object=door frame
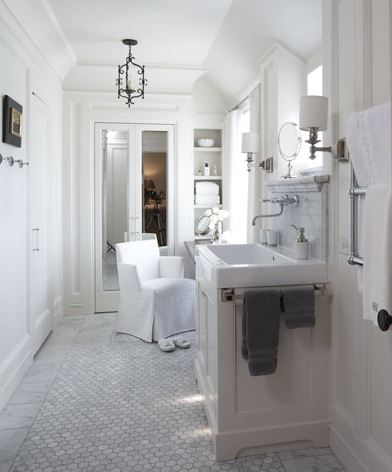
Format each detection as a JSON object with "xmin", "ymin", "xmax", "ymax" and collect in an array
[{"xmin": 94, "ymin": 122, "xmax": 175, "ymax": 313}]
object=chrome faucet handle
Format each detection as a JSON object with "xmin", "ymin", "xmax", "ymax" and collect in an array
[{"xmin": 292, "ymin": 194, "xmax": 300, "ymax": 206}]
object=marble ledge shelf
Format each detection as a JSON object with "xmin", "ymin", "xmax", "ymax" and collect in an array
[{"xmin": 266, "ymin": 174, "xmax": 330, "ymax": 193}]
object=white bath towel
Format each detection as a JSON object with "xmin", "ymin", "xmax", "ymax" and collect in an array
[
  {"xmin": 347, "ymin": 102, "xmax": 391, "ymax": 187},
  {"xmin": 362, "ymin": 185, "xmax": 392, "ymax": 325},
  {"xmin": 195, "ymin": 195, "xmax": 220, "ymax": 206},
  {"xmin": 363, "ymin": 102, "xmax": 391, "ymax": 186},
  {"xmin": 347, "ymin": 111, "xmax": 371, "ymax": 187},
  {"xmin": 347, "ymin": 102, "xmax": 391, "ymax": 305},
  {"xmin": 195, "ymin": 181, "xmax": 219, "ymax": 196}
]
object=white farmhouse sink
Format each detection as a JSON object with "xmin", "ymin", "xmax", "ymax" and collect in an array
[{"xmin": 197, "ymin": 243, "xmax": 328, "ymax": 288}]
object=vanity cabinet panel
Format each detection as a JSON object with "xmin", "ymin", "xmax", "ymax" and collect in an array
[
  {"xmin": 195, "ymin": 258, "xmax": 330, "ymax": 461},
  {"xmin": 195, "ymin": 260, "xmax": 219, "ymax": 428}
]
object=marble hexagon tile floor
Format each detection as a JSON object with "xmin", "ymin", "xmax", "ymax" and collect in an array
[{"xmin": 0, "ymin": 313, "xmax": 346, "ymax": 472}]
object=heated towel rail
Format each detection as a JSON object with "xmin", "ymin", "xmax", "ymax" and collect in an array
[{"xmin": 348, "ymin": 162, "xmax": 366, "ymax": 266}]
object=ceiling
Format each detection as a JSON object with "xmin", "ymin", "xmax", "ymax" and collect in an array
[
  {"xmin": 205, "ymin": 0, "xmax": 322, "ymax": 102},
  {"xmin": 5, "ymin": 0, "xmax": 321, "ymax": 103},
  {"xmin": 47, "ymin": 0, "xmax": 234, "ymax": 66}
]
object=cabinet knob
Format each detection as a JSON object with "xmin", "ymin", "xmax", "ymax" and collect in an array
[{"xmin": 377, "ymin": 309, "xmax": 392, "ymax": 332}]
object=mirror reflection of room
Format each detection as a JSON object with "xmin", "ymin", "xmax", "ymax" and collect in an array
[
  {"xmin": 102, "ymin": 129, "xmax": 128, "ymax": 292},
  {"xmin": 142, "ymin": 131, "xmax": 168, "ymax": 247}
]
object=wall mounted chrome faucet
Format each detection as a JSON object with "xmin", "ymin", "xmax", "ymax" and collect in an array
[{"xmin": 252, "ymin": 194, "xmax": 299, "ymax": 225}]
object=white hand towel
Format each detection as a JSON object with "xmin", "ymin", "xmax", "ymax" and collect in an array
[
  {"xmin": 195, "ymin": 195, "xmax": 220, "ymax": 205},
  {"xmin": 195, "ymin": 181, "xmax": 219, "ymax": 196},
  {"xmin": 362, "ymin": 185, "xmax": 392, "ymax": 325}
]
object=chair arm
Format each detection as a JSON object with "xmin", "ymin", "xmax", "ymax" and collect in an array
[
  {"xmin": 159, "ymin": 256, "xmax": 184, "ymax": 278},
  {"xmin": 117, "ymin": 263, "xmax": 142, "ymax": 293}
]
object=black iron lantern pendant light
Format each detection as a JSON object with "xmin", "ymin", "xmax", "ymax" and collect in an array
[{"xmin": 116, "ymin": 39, "xmax": 147, "ymax": 106}]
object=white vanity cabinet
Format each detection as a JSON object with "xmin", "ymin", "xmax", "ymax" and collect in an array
[{"xmin": 195, "ymin": 255, "xmax": 330, "ymax": 461}]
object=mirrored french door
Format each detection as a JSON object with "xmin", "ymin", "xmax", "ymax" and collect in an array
[{"xmin": 94, "ymin": 123, "xmax": 174, "ymax": 312}]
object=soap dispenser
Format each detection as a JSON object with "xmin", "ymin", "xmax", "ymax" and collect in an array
[{"xmin": 290, "ymin": 225, "xmax": 309, "ymax": 260}]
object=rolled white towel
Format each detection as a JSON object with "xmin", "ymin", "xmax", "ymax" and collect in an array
[
  {"xmin": 195, "ymin": 181, "xmax": 219, "ymax": 196},
  {"xmin": 195, "ymin": 195, "xmax": 220, "ymax": 205}
]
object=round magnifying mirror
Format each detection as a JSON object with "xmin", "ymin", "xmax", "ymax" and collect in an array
[
  {"xmin": 196, "ymin": 215, "xmax": 211, "ymax": 235},
  {"xmin": 278, "ymin": 122, "xmax": 302, "ymax": 178}
]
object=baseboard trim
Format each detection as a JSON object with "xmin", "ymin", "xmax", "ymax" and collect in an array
[
  {"xmin": 0, "ymin": 334, "xmax": 33, "ymax": 411},
  {"xmin": 214, "ymin": 420, "xmax": 329, "ymax": 461},
  {"xmin": 330, "ymin": 405, "xmax": 392, "ymax": 472},
  {"xmin": 53, "ymin": 295, "xmax": 64, "ymax": 326},
  {"xmin": 330, "ymin": 425, "xmax": 369, "ymax": 472}
]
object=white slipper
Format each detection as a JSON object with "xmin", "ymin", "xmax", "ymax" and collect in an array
[
  {"xmin": 158, "ymin": 338, "xmax": 175, "ymax": 352},
  {"xmin": 172, "ymin": 336, "xmax": 191, "ymax": 349}
]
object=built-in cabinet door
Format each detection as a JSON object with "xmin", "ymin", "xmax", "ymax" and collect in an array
[{"xmin": 29, "ymin": 94, "xmax": 52, "ymax": 354}]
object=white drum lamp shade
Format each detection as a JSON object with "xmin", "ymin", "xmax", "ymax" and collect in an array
[
  {"xmin": 241, "ymin": 132, "xmax": 259, "ymax": 153},
  {"xmin": 299, "ymin": 96, "xmax": 328, "ymax": 131}
]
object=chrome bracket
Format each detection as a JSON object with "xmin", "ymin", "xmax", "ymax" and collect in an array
[{"xmin": 221, "ymin": 289, "xmax": 235, "ymax": 302}]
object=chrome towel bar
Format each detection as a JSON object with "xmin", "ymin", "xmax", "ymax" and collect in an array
[
  {"xmin": 222, "ymin": 284, "xmax": 328, "ymax": 303},
  {"xmin": 348, "ymin": 162, "xmax": 366, "ymax": 266}
]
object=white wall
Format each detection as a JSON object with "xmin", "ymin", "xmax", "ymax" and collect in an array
[
  {"xmin": 259, "ymin": 44, "xmax": 306, "ymax": 192},
  {"xmin": 0, "ymin": 3, "xmax": 64, "ymax": 409},
  {"xmin": 323, "ymin": 1, "xmax": 392, "ymax": 471}
]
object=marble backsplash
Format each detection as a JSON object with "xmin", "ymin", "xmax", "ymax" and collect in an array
[{"xmin": 261, "ymin": 175, "xmax": 329, "ymax": 261}]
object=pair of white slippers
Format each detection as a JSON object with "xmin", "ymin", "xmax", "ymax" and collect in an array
[{"xmin": 158, "ymin": 336, "xmax": 191, "ymax": 352}]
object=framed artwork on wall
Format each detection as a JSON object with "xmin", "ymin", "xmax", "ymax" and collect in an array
[{"xmin": 2, "ymin": 95, "xmax": 23, "ymax": 147}]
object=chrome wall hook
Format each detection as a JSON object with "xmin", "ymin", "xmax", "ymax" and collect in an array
[
  {"xmin": 6, "ymin": 156, "xmax": 15, "ymax": 167},
  {"xmin": 14, "ymin": 159, "xmax": 29, "ymax": 168},
  {"xmin": 0, "ymin": 153, "xmax": 29, "ymax": 168}
]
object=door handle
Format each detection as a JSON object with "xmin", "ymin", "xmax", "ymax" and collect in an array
[{"xmin": 32, "ymin": 228, "xmax": 40, "ymax": 251}]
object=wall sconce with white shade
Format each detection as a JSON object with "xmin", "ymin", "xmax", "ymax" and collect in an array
[
  {"xmin": 299, "ymin": 95, "xmax": 348, "ymax": 161},
  {"xmin": 241, "ymin": 132, "xmax": 273, "ymax": 172}
]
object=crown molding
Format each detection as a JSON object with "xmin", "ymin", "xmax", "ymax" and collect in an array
[{"xmin": 1, "ymin": 0, "xmax": 76, "ymax": 81}]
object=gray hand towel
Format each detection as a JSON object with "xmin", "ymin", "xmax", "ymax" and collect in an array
[
  {"xmin": 242, "ymin": 289, "xmax": 281, "ymax": 376},
  {"xmin": 281, "ymin": 285, "xmax": 315, "ymax": 328}
]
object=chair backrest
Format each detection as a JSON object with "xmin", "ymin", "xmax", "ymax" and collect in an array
[{"xmin": 116, "ymin": 239, "xmax": 160, "ymax": 281}]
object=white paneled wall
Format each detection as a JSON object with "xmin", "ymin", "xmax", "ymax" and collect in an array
[
  {"xmin": 323, "ymin": 1, "xmax": 392, "ymax": 471},
  {"xmin": 0, "ymin": 4, "xmax": 64, "ymax": 409}
]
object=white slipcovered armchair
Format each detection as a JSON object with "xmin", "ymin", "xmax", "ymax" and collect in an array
[{"xmin": 116, "ymin": 239, "xmax": 195, "ymax": 342}]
